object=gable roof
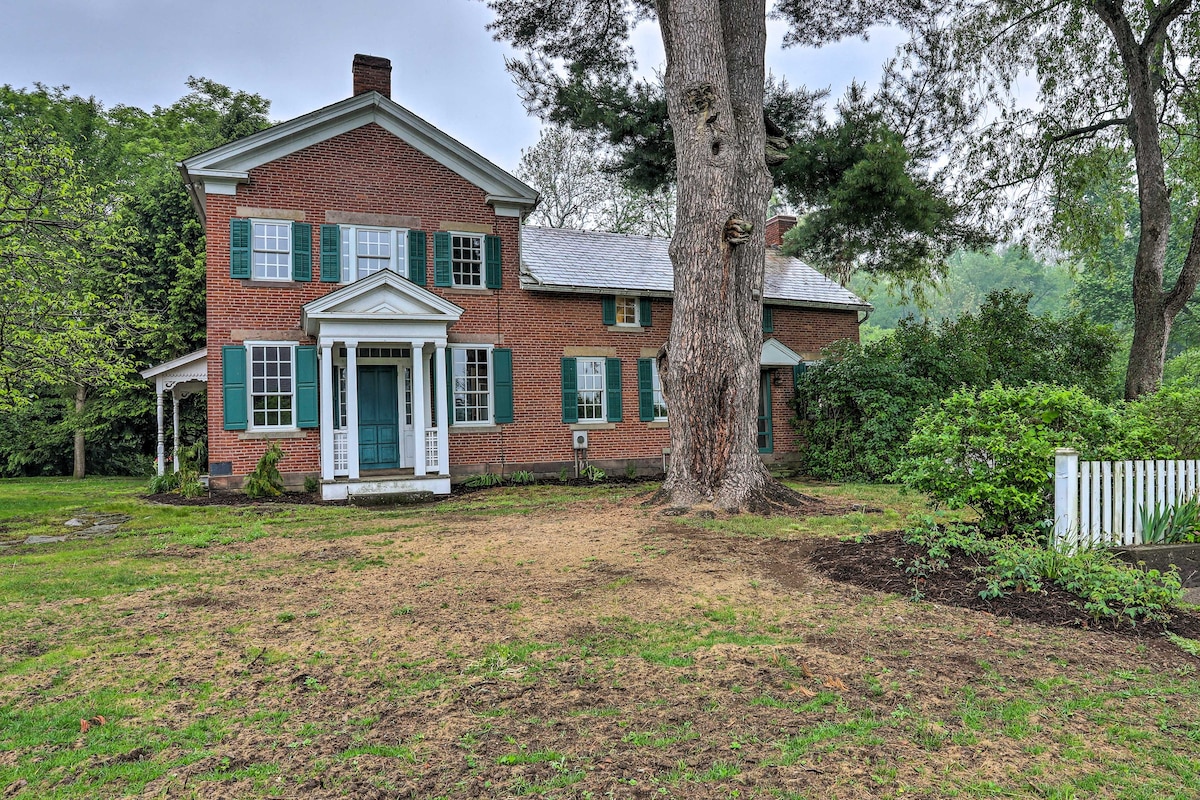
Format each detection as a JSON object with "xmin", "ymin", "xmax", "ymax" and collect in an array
[
  {"xmin": 301, "ymin": 270, "xmax": 464, "ymax": 334},
  {"xmin": 519, "ymin": 226, "xmax": 870, "ymax": 312},
  {"xmin": 179, "ymin": 91, "xmax": 539, "ymax": 223}
]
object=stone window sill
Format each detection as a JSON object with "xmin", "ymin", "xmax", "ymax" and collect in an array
[
  {"xmin": 646, "ymin": 421, "xmax": 669, "ymax": 429},
  {"xmin": 449, "ymin": 424, "xmax": 502, "ymax": 434},
  {"xmin": 570, "ymin": 422, "xmax": 616, "ymax": 431},
  {"xmin": 607, "ymin": 325, "xmax": 646, "ymax": 333},
  {"xmin": 238, "ymin": 429, "xmax": 307, "ymax": 440}
]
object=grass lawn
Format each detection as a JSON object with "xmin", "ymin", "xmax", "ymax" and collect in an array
[{"xmin": 1, "ymin": 476, "xmax": 1198, "ymax": 799}]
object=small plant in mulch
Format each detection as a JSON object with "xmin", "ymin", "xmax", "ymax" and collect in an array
[{"xmin": 243, "ymin": 443, "xmax": 285, "ymax": 499}]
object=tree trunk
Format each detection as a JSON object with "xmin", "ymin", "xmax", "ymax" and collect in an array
[
  {"xmin": 1092, "ymin": 0, "xmax": 1200, "ymax": 399},
  {"xmin": 653, "ymin": 0, "xmax": 810, "ymax": 512},
  {"xmin": 73, "ymin": 383, "xmax": 86, "ymax": 479}
]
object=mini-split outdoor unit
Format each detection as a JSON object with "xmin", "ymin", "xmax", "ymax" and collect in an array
[{"xmin": 572, "ymin": 430, "xmax": 589, "ymax": 450}]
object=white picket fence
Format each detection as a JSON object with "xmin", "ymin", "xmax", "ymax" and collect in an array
[{"xmin": 1053, "ymin": 448, "xmax": 1200, "ymax": 548}]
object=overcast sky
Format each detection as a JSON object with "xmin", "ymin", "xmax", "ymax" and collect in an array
[{"xmin": 1, "ymin": 0, "xmax": 906, "ymax": 171}]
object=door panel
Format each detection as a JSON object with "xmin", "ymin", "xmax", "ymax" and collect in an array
[{"xmin": 359, "ymin": 365, "xmax": 400, "ymax": 469}]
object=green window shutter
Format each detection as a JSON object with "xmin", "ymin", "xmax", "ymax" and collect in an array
[
  {"xmin": 492, "ymin": 348, "xmax": 513, "ymax": 424},
  {"xmin": 408, "ymin": 230, "xmax": 427, "ymax": 285},
  {"xmin": 485, "ymin": 234, "xmax": 502, "ymax": 289},
  {"xmin": 222, "ymin": 345, "xmax": 248, "ymax": 431},
  {"xmin": 561, "ymin": 358, "xmax": 578, "ymax": 424},
  {"xmin": 445, "ymin": 348, "xmax": 454, "ymax": 426},
  {"xmin": 434, "ymin": 231, "xmax": 452, "ymax": 287},
  {"xmin": 229, "ymin": 219, "xmax": 251, "ymax": 279},
  {"xmin": 793, "ymin": 362, "xmax": 806, "ymax": 388},
  {"xmin": 639, "ymin": 297, "xmax": 652, "ymax": 327},
  {"xmin": 638, "ymin": 358, "xmax": 654, "ymax": 422},
  {"xmin": 763, "ymin": 306, "xmax": 774, "ymax": 333},
  {"xmin": 295, "ymin": 345, "xmax": 318, "ymax": 428},
  {"xmin": 291, "ymin": 222, "xmax": 312, "ymax": 282},
  {"xmin": 606, "ymin": 357, "xmax": 623, "ymax": 422},
  {"xmin": 601, "ymin": 295, "xmax": 616, "ymax": 326},
  {"xmin": 320, "ymin": 225, "xmax": 341, "ymax": 282}
]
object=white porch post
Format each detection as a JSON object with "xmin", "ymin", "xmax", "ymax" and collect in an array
[
  {"xmin": 155, "ymin": 383, "xmax": 165, "ymax": 476},
  {"xmin": 411, "ymin": 341, "xmax": 427, "ymax": 476},
  {"xmin": 435, "ymin": 343, "xmax": 449, "ymax": 476},
  {"xmin": 346, "ymin": 342, "xmax": 361, "ymax": 480},
  {"xmin": 171, "ymin": 389, "xmax": 180, "ymax": 473},
  {"xmin": 319, "ymin": 342, "xmax": 334, "ymax": 481}
]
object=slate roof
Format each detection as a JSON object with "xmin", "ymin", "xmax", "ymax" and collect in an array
[{"xmin": 520, "ymin": 226, "xmax": 870, "ymax": 311}]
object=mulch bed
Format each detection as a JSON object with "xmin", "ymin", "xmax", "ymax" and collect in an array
[
  {"xmin": 144, "ymin": 491, "xmax": 334, "ymax": 507},
  {"xmin": 808, "ymin": 530, "xmax": 1200, "ymax": 641}
]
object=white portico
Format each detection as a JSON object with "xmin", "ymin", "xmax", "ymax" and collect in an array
[
  {"xmin": 301, "ymin": 270, "xmax": 463, "ymax": 500},
  {"xmin": 141, "ymin": 349, "xmax": 208, "ymax": 476}
]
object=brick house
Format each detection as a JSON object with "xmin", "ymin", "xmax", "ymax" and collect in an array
[{"xmin": 145, "ymin": 55, "xmax": 869, "ymax": 500}]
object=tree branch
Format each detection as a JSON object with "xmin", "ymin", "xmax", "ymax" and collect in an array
[
  {"xmin": 1141, "ymin": 0, "xmax": 1193, "ymax": 55},
  {"xmin": 1049, "ymin": 117, "xmax": 1129, "ymax": 142}
]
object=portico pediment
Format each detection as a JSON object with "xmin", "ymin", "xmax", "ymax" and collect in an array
[{"xmin": 301, "ymin": 271, "xmax": 463, "ymax": 335}]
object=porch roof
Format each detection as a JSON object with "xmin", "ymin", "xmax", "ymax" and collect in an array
[
  {"xmin": 300, "ymin": 270, "xmax": 464, "ymax": 339},
  {"xmin": 140, "ymin": 348, "xmax": 207, "ymax": 394}
]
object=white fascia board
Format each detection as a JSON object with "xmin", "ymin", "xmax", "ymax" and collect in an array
[
  {"xmin": 182, "ymin": 92, "xmax": 538, "ymax": 207},
  {"xmin": 141, "ymin": 348, "xmax": 209, "ymax": 380},
  {"xmin": 516, "ymin": 279, "xmax": 870, "ymax": 312},
  {"xmin": 313, "ymin": 320, "xmax": 452, "ymax": 345}
]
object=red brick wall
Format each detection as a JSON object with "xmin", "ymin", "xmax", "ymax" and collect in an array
[{"xmin": 204, "ymin": 123, "xmax": 861, "ymax": 482}]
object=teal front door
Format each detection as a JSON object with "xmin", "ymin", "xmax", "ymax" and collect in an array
[{"xmin": 358, "ymin": 365, "xmax": 400, "ymax": 470}]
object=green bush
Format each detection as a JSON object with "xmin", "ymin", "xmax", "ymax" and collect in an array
[
  {"xmin": 147, "ymin": 471, "xmax": 180, "ymax": 494},
  {"xmin": 793, "ymin": 289, "xmax": 1119, "ymax": 481},
  {"xmin": 894, "ymin": 383, "xmax": 1162, "ymax": 535},
  {"xmin": 1138, "ymin": 498, "xmax": 1200, "ymax": 545},
  {"xmin": 304, "ymin": 475, "xmax": 320, "ymax": 494},
  {"xmin": 243, "ymin": 443, "xmax": 285, "ymax": 498},
  {"xmin": 1126, "ymin": 387, "xmax": 1200, "ymax": 458}
]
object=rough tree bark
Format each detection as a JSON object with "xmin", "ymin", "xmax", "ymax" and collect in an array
[
  {"xmin": 1090, "ymin": 0, "xmax": 1200, "ymax": 399},
  {"xmin": 73, "ymin": 383, "xmax": 86, "ymax": 479},
  {"xmin": 653, "ymin": 0, "xmax": 810, "ymax": 511}
]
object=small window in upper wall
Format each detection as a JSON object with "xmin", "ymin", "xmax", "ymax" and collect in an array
[
  {"xmin": 252, "ymin": 221, "xmax": 292, "ymax": 281},
  {"xmin": 339, "ymin": 226, "xmax": 407, "ymax": 282},
  {"xmin": 615, "ymin": 295, "xmax": 639, "ymax": 326},
  {"xmin": 452, "ymin": 233, "xmax": 483, "ymax": 287}
]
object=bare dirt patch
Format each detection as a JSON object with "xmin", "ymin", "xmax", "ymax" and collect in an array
[{"xmin": 10, "ymin": 494, "xmax": 1200, "ymax": 799}]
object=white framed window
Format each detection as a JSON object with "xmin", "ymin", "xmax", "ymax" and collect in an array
[
  {"xmin": 650, "ymin": 360, "xmax": 667, "ymax": 421},
  {"xmin": 339, "ymin": 226, "xmax": 408, "ymax": 282},
  {"xmin": 451, "ymin": 233, "xmax": 483, "ymax": 287},
  {"xmin": 248, "ymin": 343, "xmax": 295, "ymax": 429},
  {"xmin": 577, "ymin": 357, "xmax": 606, "ymax": 422},
  {"xmin": 252, "ymin": 221, "xmax": 291, "ymax": 281},
  {"xmin": 615, "ymin": 295, "xmax": 639, "ymax": 326},
  {"xmin": 452, "ymin": 346, "xmax": 492, "ymax": 424}
]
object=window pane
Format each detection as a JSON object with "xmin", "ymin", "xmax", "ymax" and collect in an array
[
  {"xmin": 451, "ymin": 234, "xmax": 482, "ymax": 287},
  {"xmin": 452, "ymin": 348, "xmax": 491, "ymax": 423},
  {"xmin": 249, "ymin": 344, "xmax": 294, "ymax": 429}
]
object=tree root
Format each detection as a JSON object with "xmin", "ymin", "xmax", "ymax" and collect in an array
[{"xmin": 644, "ymin": 476, "xmax": 825, "ymax": 517}]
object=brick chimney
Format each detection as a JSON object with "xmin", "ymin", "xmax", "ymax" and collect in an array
[
  {"xmin": 352, "ymin": 54, "xmax": 392, "ymax": 98},
  {"xmin": 764, "ymin": 214, "xmax": 797, "ymax": 248}
]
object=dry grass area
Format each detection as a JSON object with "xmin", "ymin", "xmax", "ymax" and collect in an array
[{"xmin": 2, "ymin": 478, "xmax": 1200, "ymax": 799}]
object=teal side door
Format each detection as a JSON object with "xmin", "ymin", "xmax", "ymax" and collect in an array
[{"xmin": 358, "ymin": 365, "xmax": 400, "ymax": 470}]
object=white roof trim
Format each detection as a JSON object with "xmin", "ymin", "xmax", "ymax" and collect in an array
[
  {"xmin": 301, "ymin": 270, "xmax": 464, "ymax": 335},
  {"xmin": 182, "ymin": 92, "xmax": 538, "ymax": 211},
  {"xmin": 141, "ymin": 348, "xmax": 208, "ymax": 380},
  {"xmin": 760, "ymin": 338, "xmax": 803, "ymax": 367}
]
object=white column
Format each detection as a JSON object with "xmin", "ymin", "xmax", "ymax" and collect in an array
[
  {"xmin": 411, "ymin": 341, "xmax": 426, "ymax": 476},
  {"xmin": 319, "ymin": 343, "xmax": 334, "ymax": 481},
  {"xmin": 435, "ymin": 343, "xmax": 449, "ymax": 476},
  {"xmin": 346, "ymin": 342, "xmax": 361, "ymax": 480},
  {"xmin": 155, "ymin": 385, "xmax": 165, "ymax": 476},
  {"xmin": 171, "ymin": 389, "xmax": 180, "ymax": 473}
]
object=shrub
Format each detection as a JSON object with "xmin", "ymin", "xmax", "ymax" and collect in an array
[
  {"xmin": 148, "ymin": 471, "xmax": 180, "ymax": 494},
  {"xmin": 793, "ymin": 289, "xmax": 1120, "ymax": 481},
  {"xmin": 1126, "ymin": 387, "xmax": 1200, "ymax": 458},
  {"xmin": 894, "ymin": 383, "xmax": 1158, "ymax": 535},
  {"xmin": 304, "ymin": 475, "xmax": 320, "ymax": 494},
  {"xmin": 176, "ymin": 441, "xmax": 206, "ymax": 498},
  {"xmin": 243, "ymin": 443, "xmax": 285, "ymax": 498}
]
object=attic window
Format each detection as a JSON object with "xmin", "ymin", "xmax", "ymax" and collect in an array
[{"xmin": 615, "ymin": 295, "xmax": 639, "ymax": 326}]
